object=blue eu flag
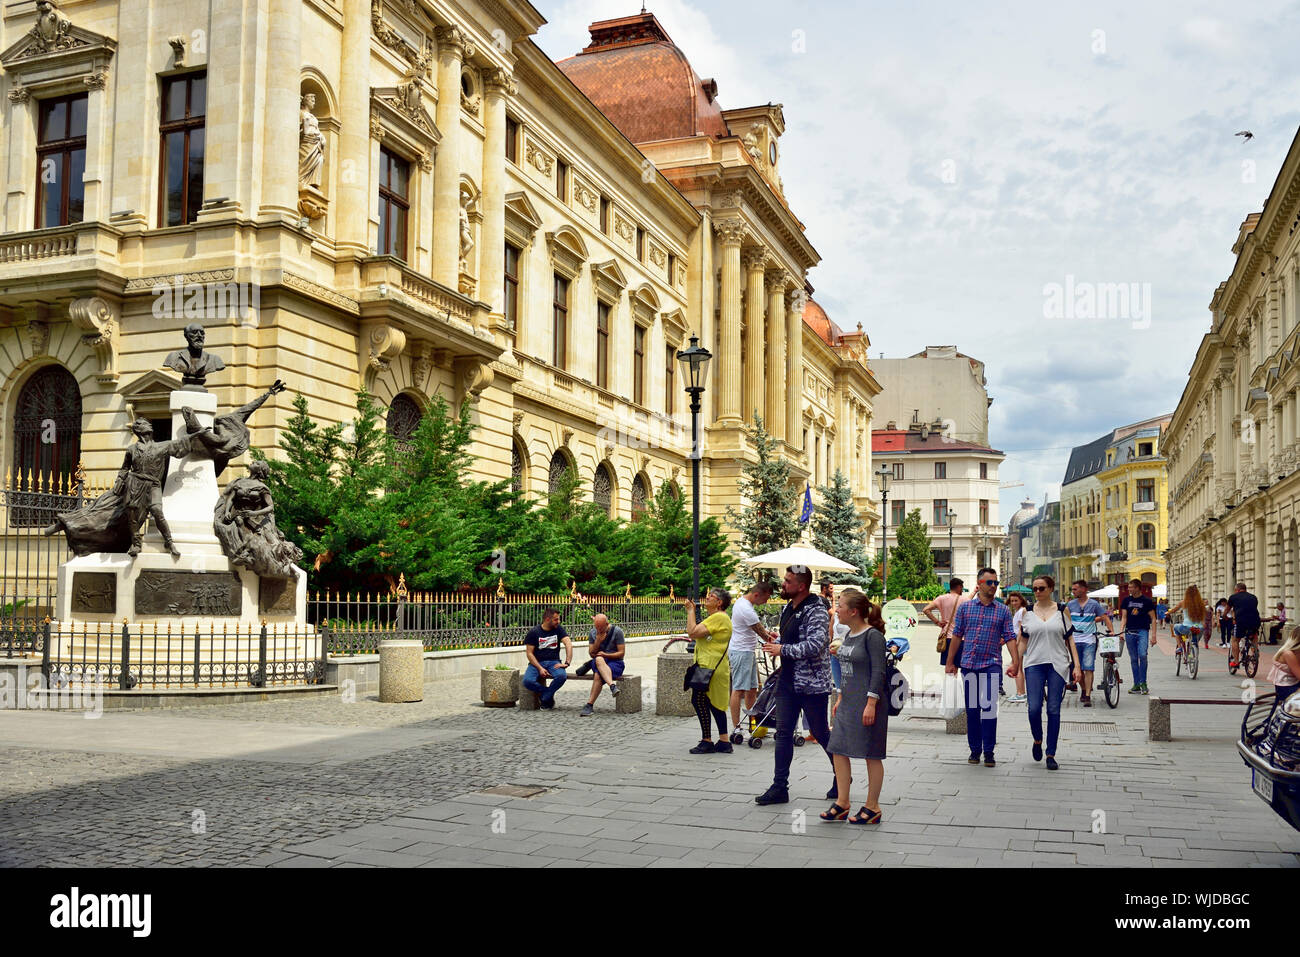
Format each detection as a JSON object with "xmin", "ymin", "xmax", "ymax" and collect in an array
[{"xmin": 799, "ymin": 484, "xmax": 814, "ymax": 524}]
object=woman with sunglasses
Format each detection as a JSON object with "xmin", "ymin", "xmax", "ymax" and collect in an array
[
  {"xmin": 1017, "ymin": 575, "xmax": 1081, "ymax": 770},
  {"xmin": 1003, "ymin": 592, "xmax": 1029, "ymax": 703}
]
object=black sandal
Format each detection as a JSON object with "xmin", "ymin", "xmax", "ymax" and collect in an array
[
  {"xmin": 819, "ymin": 802, "xmax": 850, "ymax": 821},
  {"xmin": 848, "ymin": 806, "xmax": 883, "ymax": 825}
]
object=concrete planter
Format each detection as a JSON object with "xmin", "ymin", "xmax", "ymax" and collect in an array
[
  {"xmin": 656, "ymin": 652, "xmax": 695, "ymax": 716},
  {"xmin": 480, "ymin": 668, "xmax": 520, "ymax": 707},
  {"xmin": 378, "ymin": 639, "xmax": 424, "ymax": 703}
]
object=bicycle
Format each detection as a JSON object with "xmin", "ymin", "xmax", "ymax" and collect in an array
[
  {"xmin": 1095, "ymin": 631, "xmax": 1123, "ymax": 708},
  {"xmin": 1174, "ymin": 625, "xmax": 1199, "ymax": 680},
  {"xmin": 1229, "ymin": 627, "xmax": 1259, "ymax": 678}
]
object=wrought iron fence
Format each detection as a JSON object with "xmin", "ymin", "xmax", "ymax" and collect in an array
[
  {"xmin": 316, "ymin": 585, "xmax": 693, "ymax": 655},
  {"xmin": 40, "ymin": 620, "xmax": 328, "ymax": 690}
]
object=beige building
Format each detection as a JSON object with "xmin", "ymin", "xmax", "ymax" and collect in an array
[
  {"xmin": 1165, "ymin": 126, "xmax": 1300, "ymax": 613},
  {"xmin": 869, "ymin": 345, "xmax": 992, "ymax": 446},
  {"xmin": 0, "ymin": 3, "xmax": 878, "ymax": 561}
]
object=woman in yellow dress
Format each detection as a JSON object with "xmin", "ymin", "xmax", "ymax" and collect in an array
[{"xmin": 684, "ymin": 588, "xmax": 733, "ymax": 754}]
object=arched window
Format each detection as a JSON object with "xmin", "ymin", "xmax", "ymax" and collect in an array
[
  {"xmin": 548, "ymin": 449, "xmax": 572, "ymax": 496},
  {"xmin": 13, "ymin": 365, "xmax": 81, "ymax": 492},
  {"xmin": 510, "ymin": 441, "xmax": 524, "ymax": 494},
  {"xmin": 593, "ymin": 463, "xmax": 613, "ymax": 516},
  {"xmin": 631, "ymin": 473, "xmax": 648, "ymax": 521},
  {"xmin": 1138, "ymin": 523, "xmax": 1156, "ymax": 550},
  {"xmin": 386, "ymin": 393, "xmax": 422, "ymax": 451}
]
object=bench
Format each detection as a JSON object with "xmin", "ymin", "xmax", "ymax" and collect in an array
[
  {"xmin": 518, "ymin": 672, "xmax": 642, "ymax": 713},
  {"xmin": 1148, "ymin": 696, "xmax": 1242, "ymax": 741}
]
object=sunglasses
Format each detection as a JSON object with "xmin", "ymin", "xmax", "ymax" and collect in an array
[
  {"xmin": 1033, "ymin": 585, "xmax": 1049, "ymax": 592},
  {"xmin": 981, "ymin": 579, "xmax": 998, "ymax": 586}
]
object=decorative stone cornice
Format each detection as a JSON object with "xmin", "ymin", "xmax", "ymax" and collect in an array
[{"xmin": 1, "ymin": 2, "xmax": 116, "ymax": 73}]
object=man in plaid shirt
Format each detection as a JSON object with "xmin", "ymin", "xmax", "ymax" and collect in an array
[{"xmin": 946, "ymin": 567, "xmax": 1022, "ymax": 767}]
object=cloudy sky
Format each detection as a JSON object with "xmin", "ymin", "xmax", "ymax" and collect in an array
[{"xmin": 534, "ymin": 0, "xmax": 1300, "ymax": 521}]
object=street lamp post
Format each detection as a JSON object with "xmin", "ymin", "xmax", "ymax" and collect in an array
[
  {"xmin": 947, "ymin": 508, "xmax": 957, "ymax": 587},
  {"xmin": 876, "ymin": 464, "xmax": 892, "ymax": 599},
  {"xmin": 676, "ymin": 334, "xmax": 712, "ymax": 605}
]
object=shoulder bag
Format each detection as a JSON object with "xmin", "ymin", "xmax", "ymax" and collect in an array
[{"xmin": 684, "ymin": 616, "xmax": 731, "ymax": 693}]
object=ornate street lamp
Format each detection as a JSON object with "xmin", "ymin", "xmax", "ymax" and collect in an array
[
  {"xmin": 676, "ymin": 334, "xmax": 712, "ymax": 605},
  {"xmin": 947, "ymin": 508, "xmax": 957, "ymax": 587},
  {"xmin": 876, "ymin": 464, "xmax": 892, "ymax": 599}
]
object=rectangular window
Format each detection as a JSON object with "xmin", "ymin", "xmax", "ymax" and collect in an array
[
  {"xmin": 979, "ymin": 499, "xmax": 989, "ymax": 525},
  {"xmin": 158, "ymin": 74, "xmax": 206, "ymax": 227},
  {"xmin": 933, "ymin": 549, "xmax": 952, "ymax": 570},
  {"xmin": 377, "ymin": 147, "xmax": 410, "ymax": 260},
  {"xmin": 596, "ymin": 301, "xmax": 610, "ymax": 390},
  {"xmin": 599, "ymin": 196, "xmax": 609, "ymax": 233},
  {"xmin": 1137, "ymin": 479, "xmax": 1155, "ymax": 503},
  {"xmin": 933, "ymin": 499, "xmax": 949, "ymax": 526},
  {"xmin": 636, "ymin": 226, "xmax": 645, "ymax": 261},
  {"xmin": 665, "ymin": 345, "xmax": 675, "ymax": 415},
  {"xmin": 667, "ymin": 252, "xmax": 676, "ymax": 280},
  {"xmin": 504, "ymin": 243, "xmax": 521, "ymax": 329},
  {"xmin": 979, "ymin": 462, "xmax": 988, "ymax": 480},
  {"xmin": 633, "ymin": 325, "xmax": 646, "ymax": 405},
  {"xmin": 556, "ymin": 159, "xmax": 568, "ymax": 201},
  {"xmin": 890, "ymin": 500, "xmax": 905, "ymax": 526},
  {"xmin": 815, "ymin": 436, "xmax": 821, "ymax": 484},
  {"xmin": 37, "ymin": 94, "xmax": 88, "ymax": 228},
  {"xmin": 1139, "ymin": 441, "xmax": 1153, "ymax": 457},
  {"xmin": 552, "ymin": 274, "xmax": 569, "ymax": 370},
  {"xmin": 505, "ymin": 116, "xmax": 518, "ymax": 164},
  {"xmin": 935, "ymin": 461, "xmax": 947, "ymax": 479},
  {"xmin": 892, "ymin": 462, "xmax": 904, "ymax": 481}
]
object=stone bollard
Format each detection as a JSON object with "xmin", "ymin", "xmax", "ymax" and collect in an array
[
  {"xmin": 945, "ymin": 710, "xmax": 967, "ymax": 735},
  {"xmin": 614, "ymin": 674, "xmax": 643, "ymax": 714},
  {"xmin": 1147, "ymin": 696, "xmax": 1171, "ymax": 742},
  {"xmin": 378, "ymin": 639, "xmax": 424, "ymax": 703},
  {"xmin": 656, "ymin": 652, "xmax": 695, "ymax": 716}
]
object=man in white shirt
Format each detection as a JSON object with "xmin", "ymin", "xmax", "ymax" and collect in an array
[{"xmin": 730, "ymin": 579, "xmax": 776, "ymax": 734}]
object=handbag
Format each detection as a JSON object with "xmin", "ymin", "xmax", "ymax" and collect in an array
[{"xmin": 683, "ymin": 621, "xmax": 731, "ymax": 693}]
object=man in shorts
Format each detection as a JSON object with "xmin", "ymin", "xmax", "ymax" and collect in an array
[
  {"xmin": 924, "ymin": 577, "xmax": 968, "ymax": 669},
  {"xmin": 1067, "ymin": 580, "xmax": 1114, "ymax": 707},
  {"xmin": 578, "ymin": 614, "xmax": 626, "ymax": 716},
  {"xmin": 729, "ymin": 580, "xmax": 776, "ymax": 736}
]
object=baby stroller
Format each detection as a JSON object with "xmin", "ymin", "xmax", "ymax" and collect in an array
[{"xmin": 730, "ymin": 656, "xmax": 807, "ymax": 749}]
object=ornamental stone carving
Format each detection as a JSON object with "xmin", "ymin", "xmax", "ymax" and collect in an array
[
  {"xmin": 68, "ymin": 296, "xmax": 119, "ymax": 383},
  {"xmin": 24, "ymin": 2, "xmax": 79, "ymax": 55},
  {"xmin": 372, "ymin": 1, "xmax": 433, "ymax": 76},
  {"xmin": 713, "ymin": 218, "xmax": 746, "ymax": 246},
  {"xmin": 648, "ymin": 246, "xmax": 666, "ymax": 267},
  {"xmin": 168, "ymin": 35, "xmax": 185, "ymax": 66},
  {"xmin": 83, "ymin": 71, "xmax": 107, "ymax": 90},
  {"xmin": 484, "ymin": 68, "xmax": 517, "ymax": 97},
  {"xmin": 299, "ymin": 93, "xmax": 325, "ymax": 189},
  {"xmin": 27, "ymin": 319, "xmax": 50, "ymax": 355},
  {"xmin": 363, "ymin": 322, "xmax": 407, "ymax": 393},
  {"xmin": 435, "ymin": 24, "xmax": 475, "ymax": 62},
  {"xmin": 741, "ymin": 247, "xmax": 769, "ymax": 272},
  {"xmin": 575, "ymin": 183, "xmax": 598, "ymax": 212},
  {"xmin": 8, "ymin": 85, "xmax": 30, "ymax": 102},
  {"xmin": 526, "ymin": 142, "xmax": 553, "ymax": 175},
  {"xmin": 613, "ymin": 214, "xmax": 634, "ymax": 242}
]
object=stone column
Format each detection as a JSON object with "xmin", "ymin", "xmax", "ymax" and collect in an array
[
  {"xmin": 336, "ymin": 0, "xmax": 371, "ymax": 254},
  {"xmin": 481, "ymin": 68, "xmax": 516, "ymax": 335},
  {"xmin": 765, "ymin": 268, "xmax": 788, "ymax": 442},
  {"xmin": 786, "ymin": 288, "xmax": 806, "ymax": 448},
  {"xmin": 714, "ymin": 219, "xmax": 746, "ymax": 426},
  {"xmin": 433, "ymin": 26, "xmax": 471, "ymax": 288},
  {"xmin": 742, "ymin": 248, "xmax": 768, "ymax": 427},
  {"xmin": 258, "ymin": 0, "xmax": 302, "ymax": 220}
]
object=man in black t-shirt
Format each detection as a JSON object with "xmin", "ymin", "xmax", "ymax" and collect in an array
[
  {"xmin": 1118, "ymin": 579, "xmax": 1157, "ymax": 695},
  {"xmin": 1227, "ymin": 582, "xmax": 1261, "ymax": 670},
  {"xmin": 522, "ymin": 608, "xmax": 572, "ymax": 709}
]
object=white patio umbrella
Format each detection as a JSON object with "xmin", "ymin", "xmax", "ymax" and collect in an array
[
  {"xmin": 1087, "ymin": 584, "xmax": 1120, "ymax": 599},
  {"xmin": 1153, "ymin": 583, "xmax": 1168, "ymax": 599},
  {"xmin": 741, "ymin": 544, "xmax": 859, "ymax": 574}
]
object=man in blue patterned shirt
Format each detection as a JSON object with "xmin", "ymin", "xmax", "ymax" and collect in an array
[{"xmin": 946, "ymin": 567, "xmax": 1021, "ymax": 767}]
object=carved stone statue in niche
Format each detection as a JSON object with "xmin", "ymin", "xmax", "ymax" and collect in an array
[
  {"xmin": 214, "ymin": 460, "xmax": 302, "ymax": 580},
  {"xmin": 458, "ymin": 188, "xmax": 474, "ymax": 268},
  {"xmin": 299, "ymin": 93, "xmax": 326, "ymax": 188},
  {"xmin": 43, "ymin": 419, "xmax": 191, "ymax": 557}
]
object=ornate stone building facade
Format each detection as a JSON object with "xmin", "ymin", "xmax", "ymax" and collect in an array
[
  {"xmin": 1165, "ymin": 128, "xmax": 1300, "ymax": 612},
  {"xmin": 0, "ymin": 3, "xmax": 878, "ymax": 554}
]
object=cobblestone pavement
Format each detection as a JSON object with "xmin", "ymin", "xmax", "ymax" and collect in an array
[{"xmin": 1, "ymin": 628, "xmax": 1298, "ymax": 868}]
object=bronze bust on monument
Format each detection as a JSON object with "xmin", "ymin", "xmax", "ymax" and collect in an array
[{"xmin": 164, "ymin": 323, "xmax": 226, "ymax": 388}]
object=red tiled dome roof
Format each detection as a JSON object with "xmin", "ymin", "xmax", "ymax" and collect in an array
[
  {"xmin": 556, "ymin": 12, "xmax": 729, "ymax": 145},
  {"xmin": 802, "ymin": 297, "xmax": 843, "ymax": 346}
]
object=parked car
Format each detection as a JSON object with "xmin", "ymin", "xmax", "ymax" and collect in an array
[{"xmin": 1238, "ymin": 691, "xmax": 1300, "ymax": 832}]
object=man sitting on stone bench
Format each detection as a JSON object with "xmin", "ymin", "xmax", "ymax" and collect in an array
[
  {"xmin": 522, "ymin": 608, "xmax": 572, "ymax": 710},
  {"xmin": 577, "ymin": 614, "xmax": 626, "ymax": 716}
]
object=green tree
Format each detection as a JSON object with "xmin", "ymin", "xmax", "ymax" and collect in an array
[
  {"xmin": 886, "ymin": 507, "xmax": 937, "ymax": 598},
  {"xmin": 726, "ymin": 413, "xmax": 800, "ymax": 585},
  {"xmin": 811, "ymin": 469, "xmax": 870, "ymax": 586},
  {"xmin": 641, "ymin": 481, "xmax": 736, "ymax": 597}
]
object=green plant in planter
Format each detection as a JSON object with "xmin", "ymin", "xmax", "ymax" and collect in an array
[{"xmin": 493, "ymin": 663, "xmax": 513, "ymax": 670}]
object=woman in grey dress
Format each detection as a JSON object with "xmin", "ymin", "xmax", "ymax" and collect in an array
[{"xmin": 822, "ymin": 588, "xmax": 889, "ymax": 824}]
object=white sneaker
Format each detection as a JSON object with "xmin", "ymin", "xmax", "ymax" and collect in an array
[{"xmin": 1007, "ymin": 693, "xmax": 1026, "ymax": 703}]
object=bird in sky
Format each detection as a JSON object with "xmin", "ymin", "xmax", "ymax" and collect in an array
[{"xmin": 1236, "ymin": 130, "xmax": 1254, "ymax": 142}]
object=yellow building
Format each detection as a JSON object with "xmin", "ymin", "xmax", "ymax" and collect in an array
[
  {"xmin": 1095, "ymin": 417, "xmax": 1171, "ymax": 591},
  {"xmin": 0, "ymin": 3, "xmax": 878, "ymax": 559},
  {"xmin": 1166, "ymin": 126, "xmax": 1300, "ymax": 613}
]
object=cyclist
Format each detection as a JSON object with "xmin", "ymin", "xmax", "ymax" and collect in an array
[
  {"xmin": 1167, "ymin": 585, "xmax": 1206, "ymax": 662},
  {"xmin": 1118, "ymin": 579, "xmax": 1157, "ymax": 694},
  {"xmin": 1227, "ymin": 582, "xmax": 1262, "ymax": 671}
]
